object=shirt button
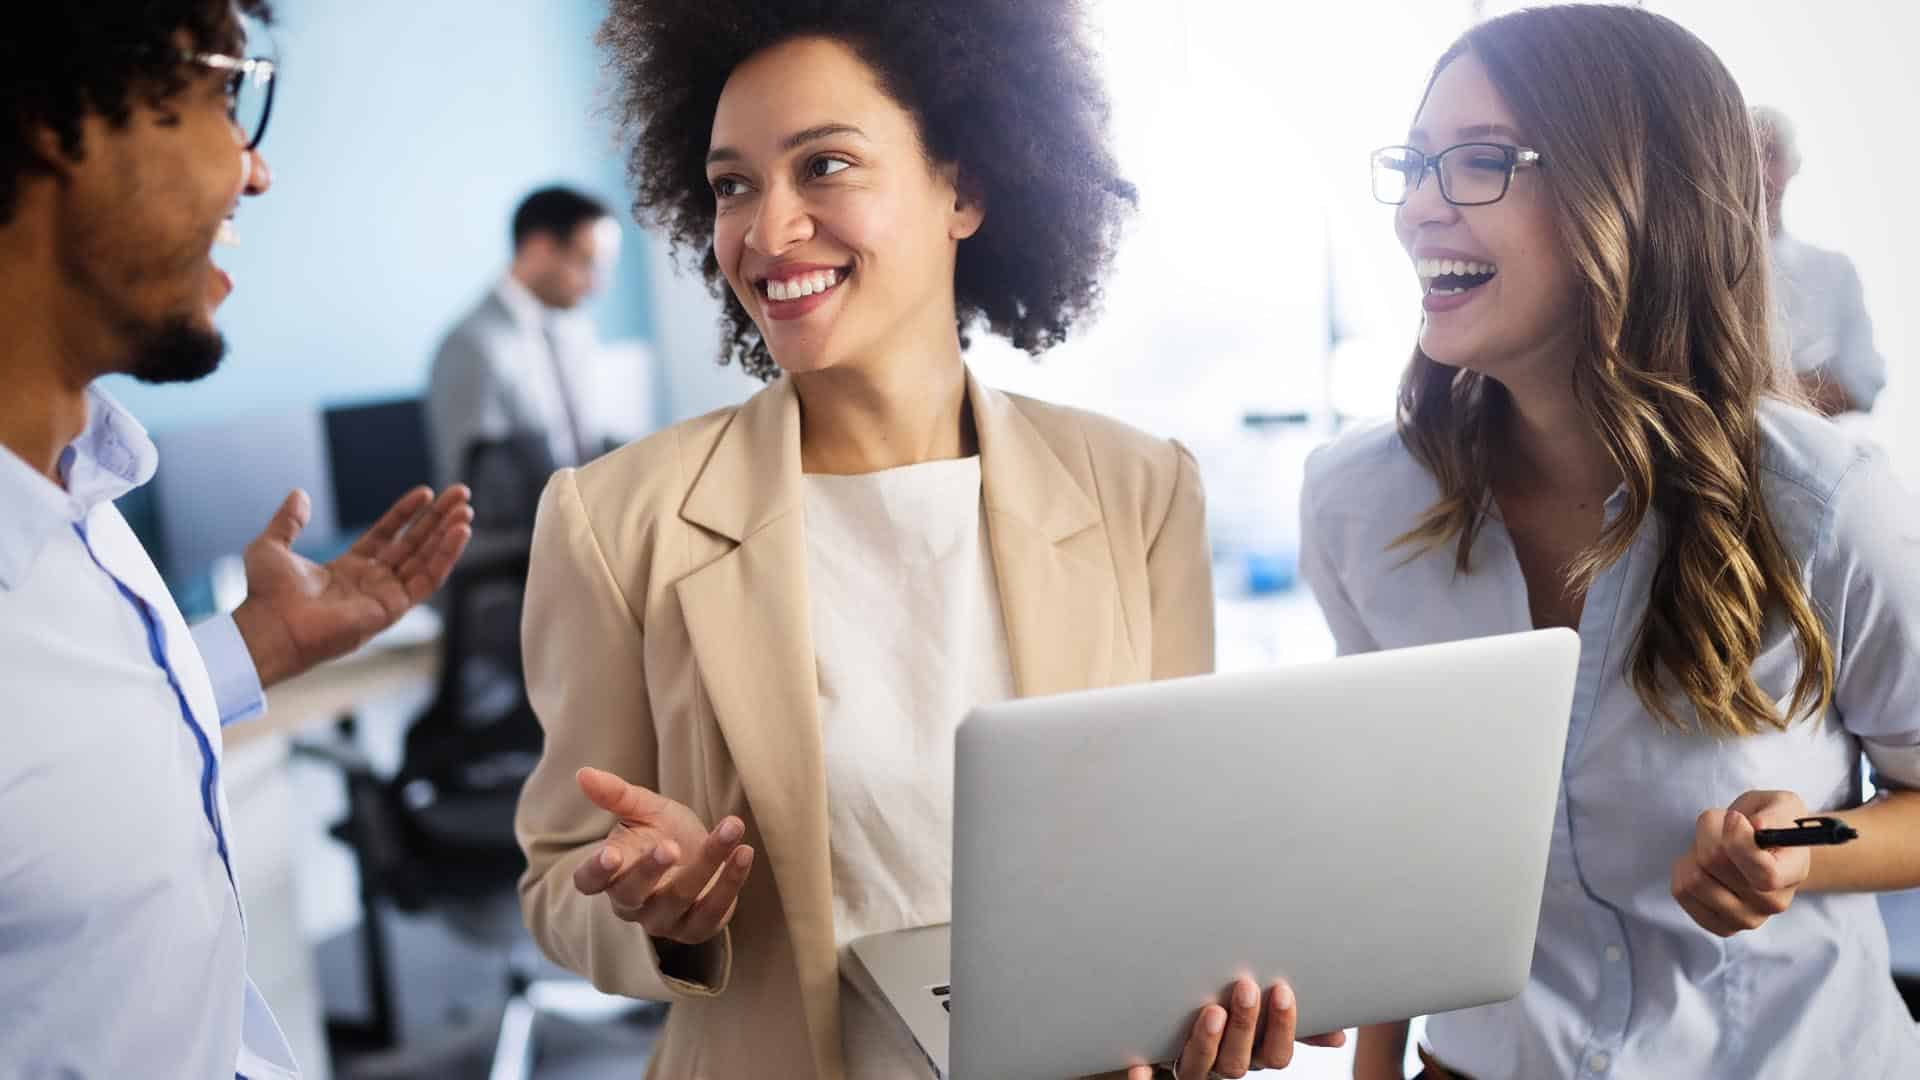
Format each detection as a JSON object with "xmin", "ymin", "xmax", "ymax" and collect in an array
[
  {"xmin": 1604, "ymin": 945, "xmax": 1623, "ymax": 963},
  {"xmin": 1589, "ymin": 1052, "xmax": 1611, "ymax": 1072}
]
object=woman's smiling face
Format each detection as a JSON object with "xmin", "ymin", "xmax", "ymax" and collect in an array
[
  {"xmin": 1395, "ymin": 52, "xmax": 1579, "ymax": 387},
  {"xmin": 706, "ymin": 35, "xmax": 983, "ymax": 376}
]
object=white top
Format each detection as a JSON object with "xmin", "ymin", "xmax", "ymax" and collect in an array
[
  {"xmin": 1299, "ymin": 402, "xmax": 1920, "ymax": 1079},
  {"xmin": 0, "ymin": 388, "xmax": 297, "ymax": 1079},
  {"xmin": 803, "ymin": 457, "xmax": 1015, "ymax": 1080},
  {"xmin": 1771, "ymin": 231, "xmax": 1885, "ymax": 411}
]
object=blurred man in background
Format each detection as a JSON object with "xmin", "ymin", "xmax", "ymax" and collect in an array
[
  {"xmin": 1756, "ymin": 105, "xmax": 1887, "ymax": 417},
  {"xmin": 0, "ymin": 4, "xmax": 470, "ymax": 1077},
  {"xmin": 427, "ymin": 186, "xmax": 633, "ymax": 508}
]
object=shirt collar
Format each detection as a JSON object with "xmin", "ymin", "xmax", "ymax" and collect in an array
[
  {"xmin": 496, "ymin": 273, "xmax": 555, "ymax": 332},
  {"xmin": 0, "ymin": 385, "xmax": 157, "ymax": 591},
  {"xmin": 495, "ymin": 273, "xmax": 592, "ymax": 339}
]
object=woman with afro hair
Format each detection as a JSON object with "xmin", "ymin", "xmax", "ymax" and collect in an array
[{"xmin": 511, "ymin": 2, "xmax": 1334, "ymax": 1078}]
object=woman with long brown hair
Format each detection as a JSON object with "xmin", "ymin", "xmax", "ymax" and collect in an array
[{"xmin": 1302, "ymin": 6, "xmax": 1920, "ymax": 1078}]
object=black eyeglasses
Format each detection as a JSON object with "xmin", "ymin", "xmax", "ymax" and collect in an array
[
  {"xmin": 182, "ymin": 50, "xmax": 277, "ymax": 151},
  {"xmin": 1371, "ymin": 142, "xmax": 1543, "ymax": 207}
]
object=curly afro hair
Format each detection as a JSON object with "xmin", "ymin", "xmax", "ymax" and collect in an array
[
  {"xmin": 601, "ymin": 0, "xmax": 1137, "ymax": 381},
  {"xmin": 0, "ymin": 2, "xmax": 274, "ymax": 227}
]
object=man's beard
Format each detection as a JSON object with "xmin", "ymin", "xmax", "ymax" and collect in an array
[
  {"xmin": 58, "ymin": 205, "xmax": 229, "ymax": 385},
  {"xmin": 126, "ymin": 316, "xmax": 227, "ymax": 385}
]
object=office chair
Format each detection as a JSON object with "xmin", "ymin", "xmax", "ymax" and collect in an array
[{"xmin": 298, "ymin": 434, "xmax": 661, "ymax": 1079}]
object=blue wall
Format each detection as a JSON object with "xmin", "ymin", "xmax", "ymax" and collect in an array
[{"xmin": 102, "ymin": 0, "xmax": 651, "ymax": 432}]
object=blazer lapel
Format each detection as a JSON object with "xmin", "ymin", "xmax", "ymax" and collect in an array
[
  {"xmin": 675, "ymin": 380, "xmax": 840, "ymax": 1077},
  {"xmin": 672, "ymin": 372, "xmax": 1120, "ymax": 1079},
  {"xmin": 970, "ymin": 373, "xmax": 1117, "ymax": 696}
]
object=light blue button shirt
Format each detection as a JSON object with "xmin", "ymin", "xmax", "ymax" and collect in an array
[
  {"xmin": 0, "ymin": 387, "xmax": 296, "ymax": 1078},
  {"xmin": 1300, "ymin": 401, "xmax": 1920, "ymax": 1079}
]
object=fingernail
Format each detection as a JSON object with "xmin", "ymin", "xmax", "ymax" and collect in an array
[
  {"xmin": 1235, "ymin": 981, "xmax": 1258, "ymax": 1009},
  {"xmin": 732, "ymin": 846, "xmax": 753, "ymax": 868},
  {"xmin": 598, "ymin": 846, "xmax": 619, "ymax": 870},
  {"xmin": 1276, "ymin": 981, "xmax": 1296, "ymax": 1011},
  {"xmin": 1205, "ymin": 1008, "xmax": 1226, "ymax": 1036},
  {"xmin": 718, "ymin": 819, "xmax": 744, "ymax": 844},
  {"xmin": 653, "ymin": 846, "xmax": 675, "ymax": 868}
]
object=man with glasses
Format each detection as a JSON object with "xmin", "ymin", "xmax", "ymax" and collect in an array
[
  {"xmin": 0, "ymin": 6, "xmax": 471, "ymax": 1077},
  {"xmin": 427, "ymin": 186, "xmax": 636, "ymax": 499}
]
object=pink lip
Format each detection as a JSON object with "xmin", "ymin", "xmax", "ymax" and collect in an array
[
  {"xmin": 1422, "ymin": 285, "xmax": 1478, "ymax": 314},
  {"xmin": 208, "ymin": 263, "xmax": 234, "ymax": 308}
]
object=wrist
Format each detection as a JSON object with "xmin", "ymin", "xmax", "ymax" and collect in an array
[{"xmin": 231, "ymin": 598, "xmax": 299, "ymax": 688}]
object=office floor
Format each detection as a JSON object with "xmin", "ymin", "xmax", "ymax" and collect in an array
[
  {"xmin": 288, "ymin": 683, "xmax": 672, "ymax": 1079},
  {"xmin": 311, "ymin": 913, "xmax": 661, "ymax": 1079}
]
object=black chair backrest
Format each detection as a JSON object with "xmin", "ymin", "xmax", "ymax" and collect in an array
[
  {"xmin": 465, "ymin": 431, "xmax": 557, "ymax": 534},
  {"xmin": 394, "ymin": 433, "xmax": 555, "ymax": 804}
]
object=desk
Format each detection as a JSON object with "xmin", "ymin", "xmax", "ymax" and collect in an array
[
  {"xmin": 229, "ymin": 609, "xmax": 441, "ymax": 749},
  {"xmin": 227, "ymin": 611, "xmax": 442, "ymax": 1080}
]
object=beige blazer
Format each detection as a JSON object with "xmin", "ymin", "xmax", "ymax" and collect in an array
[{"xmin": 515, "ymin": 371, "xmax": 1214, "ymax": 1079}]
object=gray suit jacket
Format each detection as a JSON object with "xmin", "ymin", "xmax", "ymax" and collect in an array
[{"xmin": 426, "ymin": 286, "xmax": 596, "ymax": 490}]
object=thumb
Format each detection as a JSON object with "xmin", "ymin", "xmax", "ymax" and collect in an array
[
  {"xmin": 577, "ymin": 766, "xmax": 665, "ymax": 822},
  {"xmin": 262, "ymin": 489, "xmax": 312, "ymax": 547},
  {"xmin": 1724, "ymin": 810, "xmax": 1762, "ymax": 859}
]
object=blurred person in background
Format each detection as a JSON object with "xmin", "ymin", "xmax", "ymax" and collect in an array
[
  {"xmin": 428, "ymin": 185, "xmax": 633, "ymax": 500},
  {"xmin": 1314, "ymin": 7, "xmax": 1920, "ymax": 1078},
  {"xmin": 511, "ymin": 2, "xmax": 1342, "ymax": 1078},
  {"xmin": 0, "ymin": 3, "xmax": 471, "ymax": 1077},
  {"xmin": 1754, "ymin": 104, "xmax": 1886, "ymax": 418}
]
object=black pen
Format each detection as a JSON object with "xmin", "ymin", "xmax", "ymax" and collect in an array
[{"xmin": 1753, "ymin": 815, "xmax": 1858, "ymax": 848}]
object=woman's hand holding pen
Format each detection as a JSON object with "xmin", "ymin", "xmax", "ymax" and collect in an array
[
  {"xmin": 570, "ymin": 766, "xmax": 756, "ymax": 945},
  {"xmin": 1672, "ymin": 789, "xmax": 1814, "ymax": 937}
]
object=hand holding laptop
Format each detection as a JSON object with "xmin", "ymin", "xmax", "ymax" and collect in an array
[
  {"xmin": 570, "ymin": 766, "xmax": 757, "ymax": 944},
  {"xmin": 1117, "ymin": 978, "xmax": 1346, "ymax": 1080}
]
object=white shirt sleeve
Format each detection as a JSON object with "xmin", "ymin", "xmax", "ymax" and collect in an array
[
  {"xmin": 1813, "ymin": 448, "xmax": 1920, "ymax": 789},
  {"xmin": 1299, "ymin": 447, "xmax": 1382, "ymax": 656},
  {"xmin": 190, "ymin": 613, "xmax": 268, "ymax": 727},
  {"xmin": 1829, "ymin": 255, "xmax": 1886, "ymax": 412}
]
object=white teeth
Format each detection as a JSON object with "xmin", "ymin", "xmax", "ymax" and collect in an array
[
  {"xmin": 765, "ymin": 268, "xmax": 841, "ymax": 302},
  {"xmin": 216, "ymin": 221, "xmax": 238, "ymax": 247},
  {"xmin": 1416, "ymin": 257, "xmax": 1496, "ymax": 280}
]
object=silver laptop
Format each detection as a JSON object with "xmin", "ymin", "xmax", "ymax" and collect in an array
[{"xmin": 844, "ymin": 628, "xmax": 1580, "ymax": 1080}]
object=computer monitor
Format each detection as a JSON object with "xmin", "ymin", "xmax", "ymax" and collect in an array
[{"xmin": 323, "ymin": 397, "xmax": 435, "ymax": 533}]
